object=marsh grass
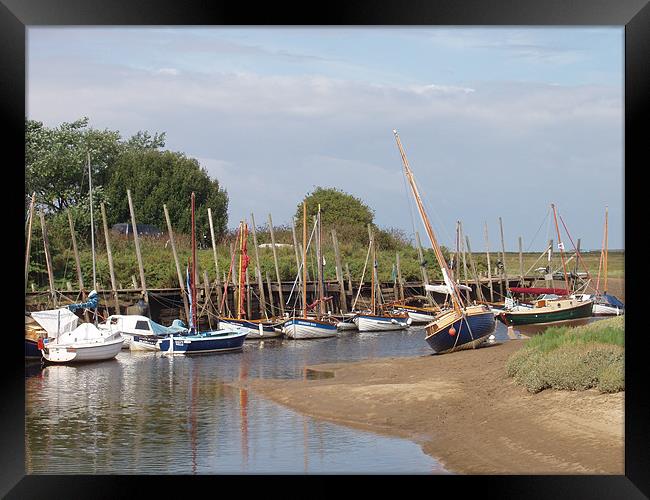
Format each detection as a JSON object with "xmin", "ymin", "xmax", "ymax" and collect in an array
[{"xmin": 506, "ymin": 316, "xmax": 624, "ymax": 394}]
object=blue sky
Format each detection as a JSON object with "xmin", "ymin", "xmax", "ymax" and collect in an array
[{"xmin": 27, "ymin": 27, "xmax": 624, "ymax": 251}]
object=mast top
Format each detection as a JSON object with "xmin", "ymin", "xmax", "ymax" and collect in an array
[{"xmin": 393, "ymin": 129, "xmax": 465, "ymax": 311}]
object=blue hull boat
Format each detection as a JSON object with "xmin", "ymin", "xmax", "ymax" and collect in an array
[
  {"xmin": 158, "ymin": 329, "xmax": 248, "ymax": 355},
  {"xmin": 167, "ymin": 192, "xmax": 249, "ymax": 355},
  {"xmin": 425, "ymin": 305, "xmax": 496, "ymax": 354},
  {"xmin": 25, "ymin": 338, "xmax": 41, "ymax": 359}
]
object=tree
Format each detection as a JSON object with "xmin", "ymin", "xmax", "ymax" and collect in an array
[
  {"xmin": 25, "ymin": 117, "xmax": 123, "ymax": 212},
  {"xmin": 104, "ymin": 149, "xmax": 228, "ymax": 241},
  {"xmin": 295, "ymin": 187, "xmax": 374, "ymax": 227}
]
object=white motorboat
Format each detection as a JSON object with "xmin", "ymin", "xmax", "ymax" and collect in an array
[
  {"xmin": 99, "ymin": 314, "xmax": 189, "ymax": 351},
  {"xmin": 32, "ymin": 308, "xmax": 124, "ymax": 363}
]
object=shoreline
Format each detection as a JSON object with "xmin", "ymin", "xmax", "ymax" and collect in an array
[{"xmin": 230, "ymin": 339, "xmax": 624, "ymax": 474}]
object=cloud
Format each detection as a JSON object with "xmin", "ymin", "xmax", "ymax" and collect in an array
[
  {"xmin": 27, "ymin": 42, "xmax": 623, "ymax": 249},
  {"xmin": 155, "ymin": 68, "xmax": 179, "ymax": 76}
]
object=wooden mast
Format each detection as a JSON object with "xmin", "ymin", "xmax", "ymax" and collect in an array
[
  {"xmin": 596, "ymin": 206, "xmax": 607, "ymax": 294},
  {"xmin": 368, "ymin": 225, "xmax": 375, "ymax": 315},
  {"xmin": 603, "ymin": 207, "xmax": 609, "ymax": 293},
  {"xmin": 191, "ymin": 192, "xmax": 197, "ymax": 332},
  {"xmin": 302, "ymin": 201, "xmax": 307, "ymax": 319},
  {"xmin": 88, "ymin": 152, "xmax": 97, "ymax": 293},
  {"xmin": 317, "ymin": 204, "xmax": 325, "ymax": 318},
  {"xmin": 551, "ymin": 203, "xmax": 571, "ymax": 293},
  {"xmin": 393, "ymin": 129, "xmax": 464, "ymax": 311},
  {"xmin": 237, "ymin": 221, "xmax": 243, "ymax": 319}
]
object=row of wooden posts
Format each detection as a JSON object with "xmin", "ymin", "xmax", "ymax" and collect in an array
[{"xmin": 25, "ymin": 190, "xmax": 567, "ymax": 320}]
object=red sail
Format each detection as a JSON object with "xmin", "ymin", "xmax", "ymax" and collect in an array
[{"xmin": 509, "ymin": 287, "xmax": 569, "ymax": 295}]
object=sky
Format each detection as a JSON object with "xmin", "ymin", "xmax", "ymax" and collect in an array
[{"xmin": 27, "ymin": 27, "xmax": 624, "ymax": 251}]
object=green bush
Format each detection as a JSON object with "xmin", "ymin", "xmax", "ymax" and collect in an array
[
  {"xmin": 597, "ymin": 361, "xmax": 625, "ymax": 393},
  {"xmin": 505, "ymin": 318, "xmax": 625, "ymax": 394}
]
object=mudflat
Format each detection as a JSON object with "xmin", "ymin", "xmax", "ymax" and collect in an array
[{"xmin": 231, "ymin": 339, "xmax": 623, "ymax": 474}]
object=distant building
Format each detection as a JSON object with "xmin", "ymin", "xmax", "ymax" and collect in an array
[
  {"xmin": 111, "ymin": 223, "xmax": 163, "ymax": 237},
  {"xmin": 258, "ymin": 243, "xmax": 293, "ymax": 249}
]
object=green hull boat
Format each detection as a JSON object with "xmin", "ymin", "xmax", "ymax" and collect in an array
[{"xmin": 497, "ymin": 299, "xmax": 593, "ymax": 326}]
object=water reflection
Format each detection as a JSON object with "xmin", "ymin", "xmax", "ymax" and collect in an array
[{"xmin": 26, "ymin": 325, "xmax": 501, "ymax": 474}]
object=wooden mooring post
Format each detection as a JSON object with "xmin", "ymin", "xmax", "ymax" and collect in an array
[
  {"xmin": 101, "ymin": 203, "xmax": 121, "ymax": 314},
  {"xmin": 127, "ymin": 189, "xmax": 149, "ymax": 315},
  {"xmin": 266, "ymin": 271, "xmax": 275, "ymax": 317},
  {"xmin": 484, "ymin": 221, "xmax": 494, "ymax": 302},
  {"xmin": 331, "ymin": 228, "xmax": 348, "ymax": 314},
  {"xmin": 268, "ymin": 214, "xmax": 285, "ymax": 315},
  {"xmin": 459, "ymin": 221, "xmax": 471, "ymax": 302},
  {"xmin": 25, "ymin": 192, "xmax": 36, "ymax": 292},
  {"xmin": 164, "ymin": 204, "xmax": 190, "ymax": 323},
  {"xmin": 39, "ymin": 210, "xmax": 57, "ymax": 307},
  {"xmin": 250, "ymin": 213, "xmax": 268, "ymax": 319},
  {"xmin": 498, "ymin": 216, "xmax": 507, "ymax": 298},
  {"xmin": 207, "ymin": 208, "xmax": 223, "ymax": 312},
  {"xmin": 396, "ymin": 252, "xmax": 404, "ymax": 302},
  {"xmin": 465, "ymin": 235, "xmax": 486, "ymax": 303},
  {"xmin": 415, "ymin": 230, "xmax": 433, "ymax": 306}
]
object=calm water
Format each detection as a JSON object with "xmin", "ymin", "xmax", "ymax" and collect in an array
[{"xmin": 26, "ymin": 322, "xmax": 513, "ymax": 474}]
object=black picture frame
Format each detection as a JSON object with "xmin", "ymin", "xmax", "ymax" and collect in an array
[{"xmin": 2, "ymin": 0, "xmax": 647, "ymax": 497}]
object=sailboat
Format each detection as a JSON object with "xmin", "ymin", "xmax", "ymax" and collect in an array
[
  {"xmin": 353, "ymin": 226, "xmax": 411, "ymax": 332},
  {"xmin": 158, "ymin": 193, "xmax": 249, "ymax": 354},
  {"xmin": 36, "ymin": 153, "xmax": 125, "ymax": 363},
  {"xmin": 497, "ymin": 204, "xmax": 593, "ymax": 326},
  {"xmin": 393, "ymin": 130, "xmax": 495, "ymax": 353},
  {"xmin": 218, "ymin": 220, "xmax": 283, "ymax": 338},
  {"xmin": 572, "ymin": 206, "xmax": 624, "ymax": 316},
  {"xmin": 282, "ymin": 203, "xmax": 339, "ymax": 339}
]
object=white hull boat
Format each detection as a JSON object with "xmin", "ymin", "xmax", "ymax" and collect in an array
[
  {"xmin": 593, "ymin": 303, "xmax": 623, "ymax": 316},
  {"xmin": 41, "ymin": 323, "xmax": 124, "ymax": 363},
  {"xmin": 336, "ymin": 320, "xmax": 358, "ymax": 331},
  {"xmin": 353, "ymin": 314, "xmax": 411, "ymax": 332},
  {"xmin": 572, "ymin": 293, "xmax": 624, "ymax": 317},
  {"xmin": 402, "ymin": 310, "xmax": 437, "ymax": 324},
  {"xmin": 282, "ymin": 318, "xmax": 338, "ymax": 339},
  {"xmin": 99, "ymin": 314, "xmax": 189, "ymax": 351},
  {"xmin": 219, "ymin": 318, "xmax": 283, "ymax": 339}
]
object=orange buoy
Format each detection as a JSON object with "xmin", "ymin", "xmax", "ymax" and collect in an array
[{"xmin": 449, "ymin": 327, "xmax": 456, "ymax": 336}]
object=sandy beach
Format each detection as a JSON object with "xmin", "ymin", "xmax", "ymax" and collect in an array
[{"xmin": 231, "ymin": 338, "xmax": 624, "ymax": 474}]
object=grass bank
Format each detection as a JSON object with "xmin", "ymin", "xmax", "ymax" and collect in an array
[{"xmin": 506, "ymin": 316, "xmax": 624, "ymax": 394}]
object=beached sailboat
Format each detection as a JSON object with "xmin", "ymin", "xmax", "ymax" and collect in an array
[
  {"xmin": 283, "ymin": 203, "xmax": 339, "ymax": 339},
  {"xmin": 159, "ymin": 193, "xmax": 248, "ymax": 354},
  {"xmin": 218, "ymin": 220, "xmax": 283, "ymax": 338},
  {"xmin": 353, "ymin": 225, "xmax": 411, "ymax": 332},
  {"xmin": 497, "ymin": 204, "xmax": 593, "ymax": 326},
  {"xmin": 393, "ymin": 130, "xmax": 495, "ymax": 353}
]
